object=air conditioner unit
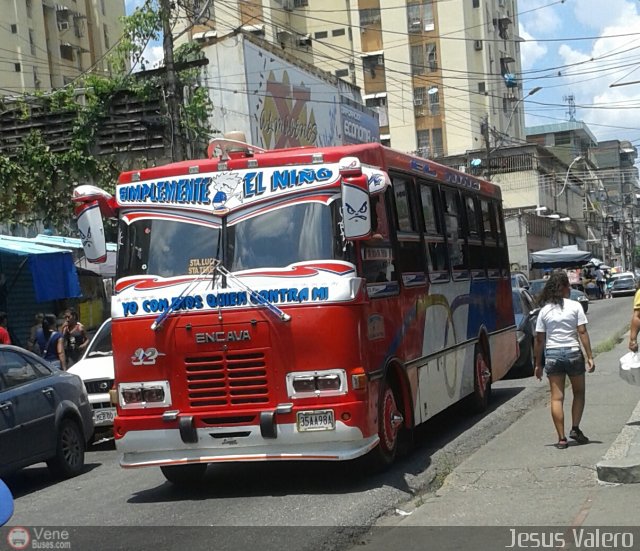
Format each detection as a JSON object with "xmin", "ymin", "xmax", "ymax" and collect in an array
[
  {"xmin": 474, "ymin": 40, "xmax": 483, "ymax": 51},
  {"xmin": 413, "ymin": 98, "xmax": 423, "ymax": 106},
  {"xmin": 58, "ymin": 21, "xmax": 69, "ymax": 31},
  {"xmin": 297, "ymin": 34, "xmax": 311, "ymax": 46},
  {"xmin": 409, "ymin": 19, "xmax": 421, "ymax": 31}
]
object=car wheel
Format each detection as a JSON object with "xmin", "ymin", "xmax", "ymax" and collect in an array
[
  {"xmin": 468, "ymin": 344, "xmax": 492, "ymax": 413},
  {"xmin": 160, "ymin": 463, "xmax": 208, "ymax": 485},
  {"xmin": 47, "ymin": 419, "xmax": 86, "ymax": 479}
]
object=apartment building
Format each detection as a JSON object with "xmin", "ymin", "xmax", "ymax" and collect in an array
[
  {"xmin": 0, "ymin": 0, "xmax": 125, "ymax": 93},
  {"xmin": 174, "ymin": 0, "xmax": 523, "ymax": 158}
]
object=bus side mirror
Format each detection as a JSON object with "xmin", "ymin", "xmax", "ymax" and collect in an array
[
  {"xmin": 73, "ymin": 185, "xmax": 115, "ymax": 264},
  {"xmin": 341, "ymin": 174, "xmax": 372, "ymax": 241}
]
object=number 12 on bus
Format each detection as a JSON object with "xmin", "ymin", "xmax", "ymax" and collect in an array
[{"xmin": 73, "ymin": 140, "xmax": 517, "ymax": 484}]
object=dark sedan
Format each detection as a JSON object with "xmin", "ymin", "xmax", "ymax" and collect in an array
[
  {"xmin": 510, "ymin": 288, "xmax": 539, "ymax": 377},
  {"xmin": 0, "ymin": 345, "xmax": 94, "ymax": 479}
]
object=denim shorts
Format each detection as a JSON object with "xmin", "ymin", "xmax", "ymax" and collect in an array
[{"xmin": 544, "ymin": 347, "xmax": 585, "ymax": 377}]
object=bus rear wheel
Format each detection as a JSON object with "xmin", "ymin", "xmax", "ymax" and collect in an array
[
  {"xmin": 469, "ymin": 344, "xmax": 492, "ymax": 413},
  {"xmin": 367, "ymin": 379, "xmax": 404, "ymax": 470},
  {"xmin": 160, "ymin": 463, "xmax": 208, "ymax": 485}
]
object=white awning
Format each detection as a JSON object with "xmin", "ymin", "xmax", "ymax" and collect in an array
[
  {"xmin": 359, "ymin": 50, "xmax": 384, "ymax": 58},
  {"xmin": 363, "ymin": 92, "xmax": 387, "ymax": 100}
]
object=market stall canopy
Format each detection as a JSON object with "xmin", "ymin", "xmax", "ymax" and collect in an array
[
  {"xmin": 0, "ymin": 235, "xmax": 81, "ymax": 301},
  {"xmin": 30, "ymin": 234, "xmax": 116, "ymax": 278},
  {"xmin": 530, "ymin": 245, "xmax": 593, "ymax": 269}
]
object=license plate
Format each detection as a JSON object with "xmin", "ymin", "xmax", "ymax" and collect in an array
[
  {"xmin": 93, "ymin": 407, "xmax": 116, "ymax": 426},
  {"xmin": 296, "ymin": 410, "xmax": 335, "ymax": 432}
]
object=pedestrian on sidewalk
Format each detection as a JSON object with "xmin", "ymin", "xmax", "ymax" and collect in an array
[
  {"xmin": 0, "ymin": 311, "xmax": 10, "ymax": 344},
  {"xmin": 628, "ymin": 282, "xmax": 640, "ymax": 352},
  {"xmin": 534, "ymin": 271, "xmax": 595, "ymax": 449},
  {"xmin": 35, "ymin": 313, "xmax": 66, "ymax": 370},
  {"xmin": 61, "ymin": 307, "xmax": 88, "ymax": 367}
]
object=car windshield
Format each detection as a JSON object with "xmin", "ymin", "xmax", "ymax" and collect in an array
[
  {"xmin": 529, "ymin": 280, "xmax": 546, "ymax": 297},
  {"xmin": 86, "ymin": 321, "xmax": 112, "ymax": 357},
  {"xmin": 117, "ymin": 201, "xmax": 350, "ymax": 278}
]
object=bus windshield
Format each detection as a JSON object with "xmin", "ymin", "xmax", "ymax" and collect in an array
[{"xmin": 117, "ymin": 201, "xmax": 350, "ymax": 278}]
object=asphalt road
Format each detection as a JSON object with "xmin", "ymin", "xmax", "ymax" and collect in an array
[{"xmin": 3, "ymin": 295, "xmax": 631, "ymax": 551}]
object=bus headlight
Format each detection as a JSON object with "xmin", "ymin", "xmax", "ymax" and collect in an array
[
  {"xmin": 119, "ymin": 381, "xmax": 172, "ymax": 409},
  {"xmin": 286, "ymin": 369, "xmax": 347, "ymax": 398}
]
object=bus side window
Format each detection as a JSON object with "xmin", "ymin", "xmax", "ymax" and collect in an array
[
  {"xmin": 361, "ymin": 193, "xmax": 398, "ymax": 290},
  {"xmin": 442, "ymin": 188, "xmax": 469, "ymax": 281},
  {"xmin": 464, "ymin": 194, "xmax": 485, "ymax": 279},
  {"xmin": 419, "ymin": 182, "xmax": 449, "ymax": 283},
  {"xmin": 481, "ymin": 199, "xmax": 500, "ymax": 278},
  {"xmin": 392, "ymin": 176, "xmax": 426, "ymax": 287}
]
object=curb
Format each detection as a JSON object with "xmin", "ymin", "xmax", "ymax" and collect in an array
[{"xmin": 596, "ymin": 396, "xmax": 640, "ymax": 484}]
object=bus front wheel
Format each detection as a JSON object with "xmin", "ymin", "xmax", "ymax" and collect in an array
[
  {"xmin": 367, "ymin": 379, "xmax": 404, "ymax": 470},
  {"xmin": 469, "ymin": 344, "xmax": 492, "ymax": 413},
  {"xmin": 160, "ymin": 463, "xmax": 208, "ymax": 485}
]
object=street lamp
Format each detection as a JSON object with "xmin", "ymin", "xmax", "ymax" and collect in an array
[
  {"xmin": 556, "ymin": 155, "xmax": 584, "ymax": 197},
  {"xmin": 504, "ymin": 86, "xmax": 542, "ymax": 140}
]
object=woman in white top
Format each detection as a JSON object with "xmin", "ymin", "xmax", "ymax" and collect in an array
[{"xmin": 534, "ymin": 271, "xmax": 595, "ymax": 449}]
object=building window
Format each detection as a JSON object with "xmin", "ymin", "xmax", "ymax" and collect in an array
[
  {"xmin": 14, "ymin": 63, "xmax": 21, "ymax": 72},
  {"xmin": 432, "ymin": 128, "xmax": 443, "ymax": 157},
  {"xmin": 60, "ymin": 44, "xmax": 74, "ymax": 61},
  {"xmin": 33, "ymin": 66, "xmax": 40, "ymax": 89},
  {"xmin": 478, "ymin": 82, "xmax": 486, "ymax": 93},
  {"xmin": 359, "ymin": 8, "xmax": 381, "ymax": 26},
  {"xmin": 10, "ymin": 24, "xmax": 17, "ymax": 33},
  {"xmin": 314, "ymin": 31, "xmax": 328, "ymax": 39},
  {"xmin": 335, "ymin": 68, "xmax": 349, "ymax": 78},
  {"xmin": 426, "ymin": 43, "xmax": 437, "ymax": 72},
  {"xmin": 472, "ymin": 0, "xmax": 480, "ymax": 7},
  {"xmin": 410, "ymin": 44, "xmax": 425, "ymax": 75},
  {"xmin": 103, "ymin": 24, "xmax": 109, "ymax": 48},
  {"xmin": 429, "ymin": 88, "xmax": 440, "ymax": 115},
  {"xmin": 555, "ymin": 132, "xmax": 571, "ymax": 146},
  {"xmin": 29, "ymin": 29, "xmax": 36, "ymax": 55},
  {"xmin": 294, "ymin": 0, "xmax": 308, "ymax": 7},
  {"xmin": 101, "ymin": 0, "xmax": 106, "ymax": 16},
  {"xmin": 332, "ymin": 28, "xmax": 345, "ymax": 37},
  {"xmin": 417, "ymin": 130, "xmax": 430, "ymax": 157},
  {"xmin": 363, "ymin": 54, "xmax": 384, "ymax": 78},
  {"xmin": 407, "ymin": 2, "xmax": 434, "ymax": 32},
  {"xmin": 26, "ymin": 0, "xmax": 33, "ymax": 18}
]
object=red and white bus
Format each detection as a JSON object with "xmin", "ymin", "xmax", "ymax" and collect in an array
[{"xmin": 74, "ymin": 139, "xmax": 517, "ymax": 484}]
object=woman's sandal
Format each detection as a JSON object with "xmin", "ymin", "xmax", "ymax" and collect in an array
[{"xmin": 555, "ymin": 438, "xmax": 568, "ymax": 449}]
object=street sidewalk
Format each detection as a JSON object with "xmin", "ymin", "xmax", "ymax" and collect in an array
[{"xmin": 356, "ymin": 333, "xmax": 640, "ymax": 542}]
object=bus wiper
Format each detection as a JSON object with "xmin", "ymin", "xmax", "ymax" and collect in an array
[
  {"xmin": 214, "ymin": 260, "xmax": 291, "ymax": 322},
  {"xmin": 151, "ymin": 262, "xmax": 216, "ymax": 331}
]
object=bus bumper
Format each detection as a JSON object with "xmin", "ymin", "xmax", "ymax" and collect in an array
[{"xmin": 117, "ymin": 422, "xmax": 379, "ymax": 467}]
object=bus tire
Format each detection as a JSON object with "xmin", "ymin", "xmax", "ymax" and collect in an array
[
  {"xmin": 367, "ymin": 378, "xmax": 403, "ymax": 471},
  {"xmin": 160, "ymin": 463, "xmax": 208, "ymax": 485},
  {"xmin": 469, "ymin": 343, "xmax": 492, "ymax": 413}
]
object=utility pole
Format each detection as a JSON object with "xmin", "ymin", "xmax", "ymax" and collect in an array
[
  {"xmin": 159, "ymin": 0, "xmax": 185, "ymax": 162},
  {"xmin": 481, "ymin": 115, "xmax": 491, "ymax": 180}
]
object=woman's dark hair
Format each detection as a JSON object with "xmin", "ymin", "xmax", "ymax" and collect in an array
[
  {"xmin": 42, "ymin": 313, "xmax": 58, "ymax": 339},
  {"xmin": 539, "ymin": 271, "xmax": 569, "ymax": 307}
]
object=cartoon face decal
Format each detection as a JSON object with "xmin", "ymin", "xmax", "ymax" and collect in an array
[
  {"xmin": 210, "ymin": 172, "xmax": 243, "ymax": 211},
  {"xmin": 345, "ymin": 200, "xmax": 368, "ymax": 221}
]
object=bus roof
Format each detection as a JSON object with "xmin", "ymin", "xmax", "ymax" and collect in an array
[{"xmin": 118, "ymin": 142, "xmax": 501, "ymax": 200}]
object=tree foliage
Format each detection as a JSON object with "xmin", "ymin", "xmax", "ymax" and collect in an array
[{"xmin": 0, "ymin": 1, "xmax": 212, "ymax": 233}]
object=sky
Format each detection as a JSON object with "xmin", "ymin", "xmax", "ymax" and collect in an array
[{"xmin": 125, "ymin": 0, "xmax": 640, "ymax": 154}]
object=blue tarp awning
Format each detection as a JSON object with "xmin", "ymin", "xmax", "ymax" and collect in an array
[{"xmin": 0, "ymin": 236, "xmax": 81, "ymax": 302}]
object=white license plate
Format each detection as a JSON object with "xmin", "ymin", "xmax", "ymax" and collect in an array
[
  {"xmin": 296, "ymin": 410, "xmax": 335, "ymax": 432},
  {"xmin": 93, "ymin": 407, "xmax": 116, "ymax": 426}
]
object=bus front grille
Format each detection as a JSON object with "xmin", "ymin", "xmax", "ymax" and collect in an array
[{"xmin": 184, "ymin": 352, "xmax": 270, "ymax": 408}]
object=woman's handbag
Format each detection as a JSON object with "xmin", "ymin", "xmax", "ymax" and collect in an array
[{"xmin": 619, "ymin": 352, "xmax": 640, "ymax": 386}]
